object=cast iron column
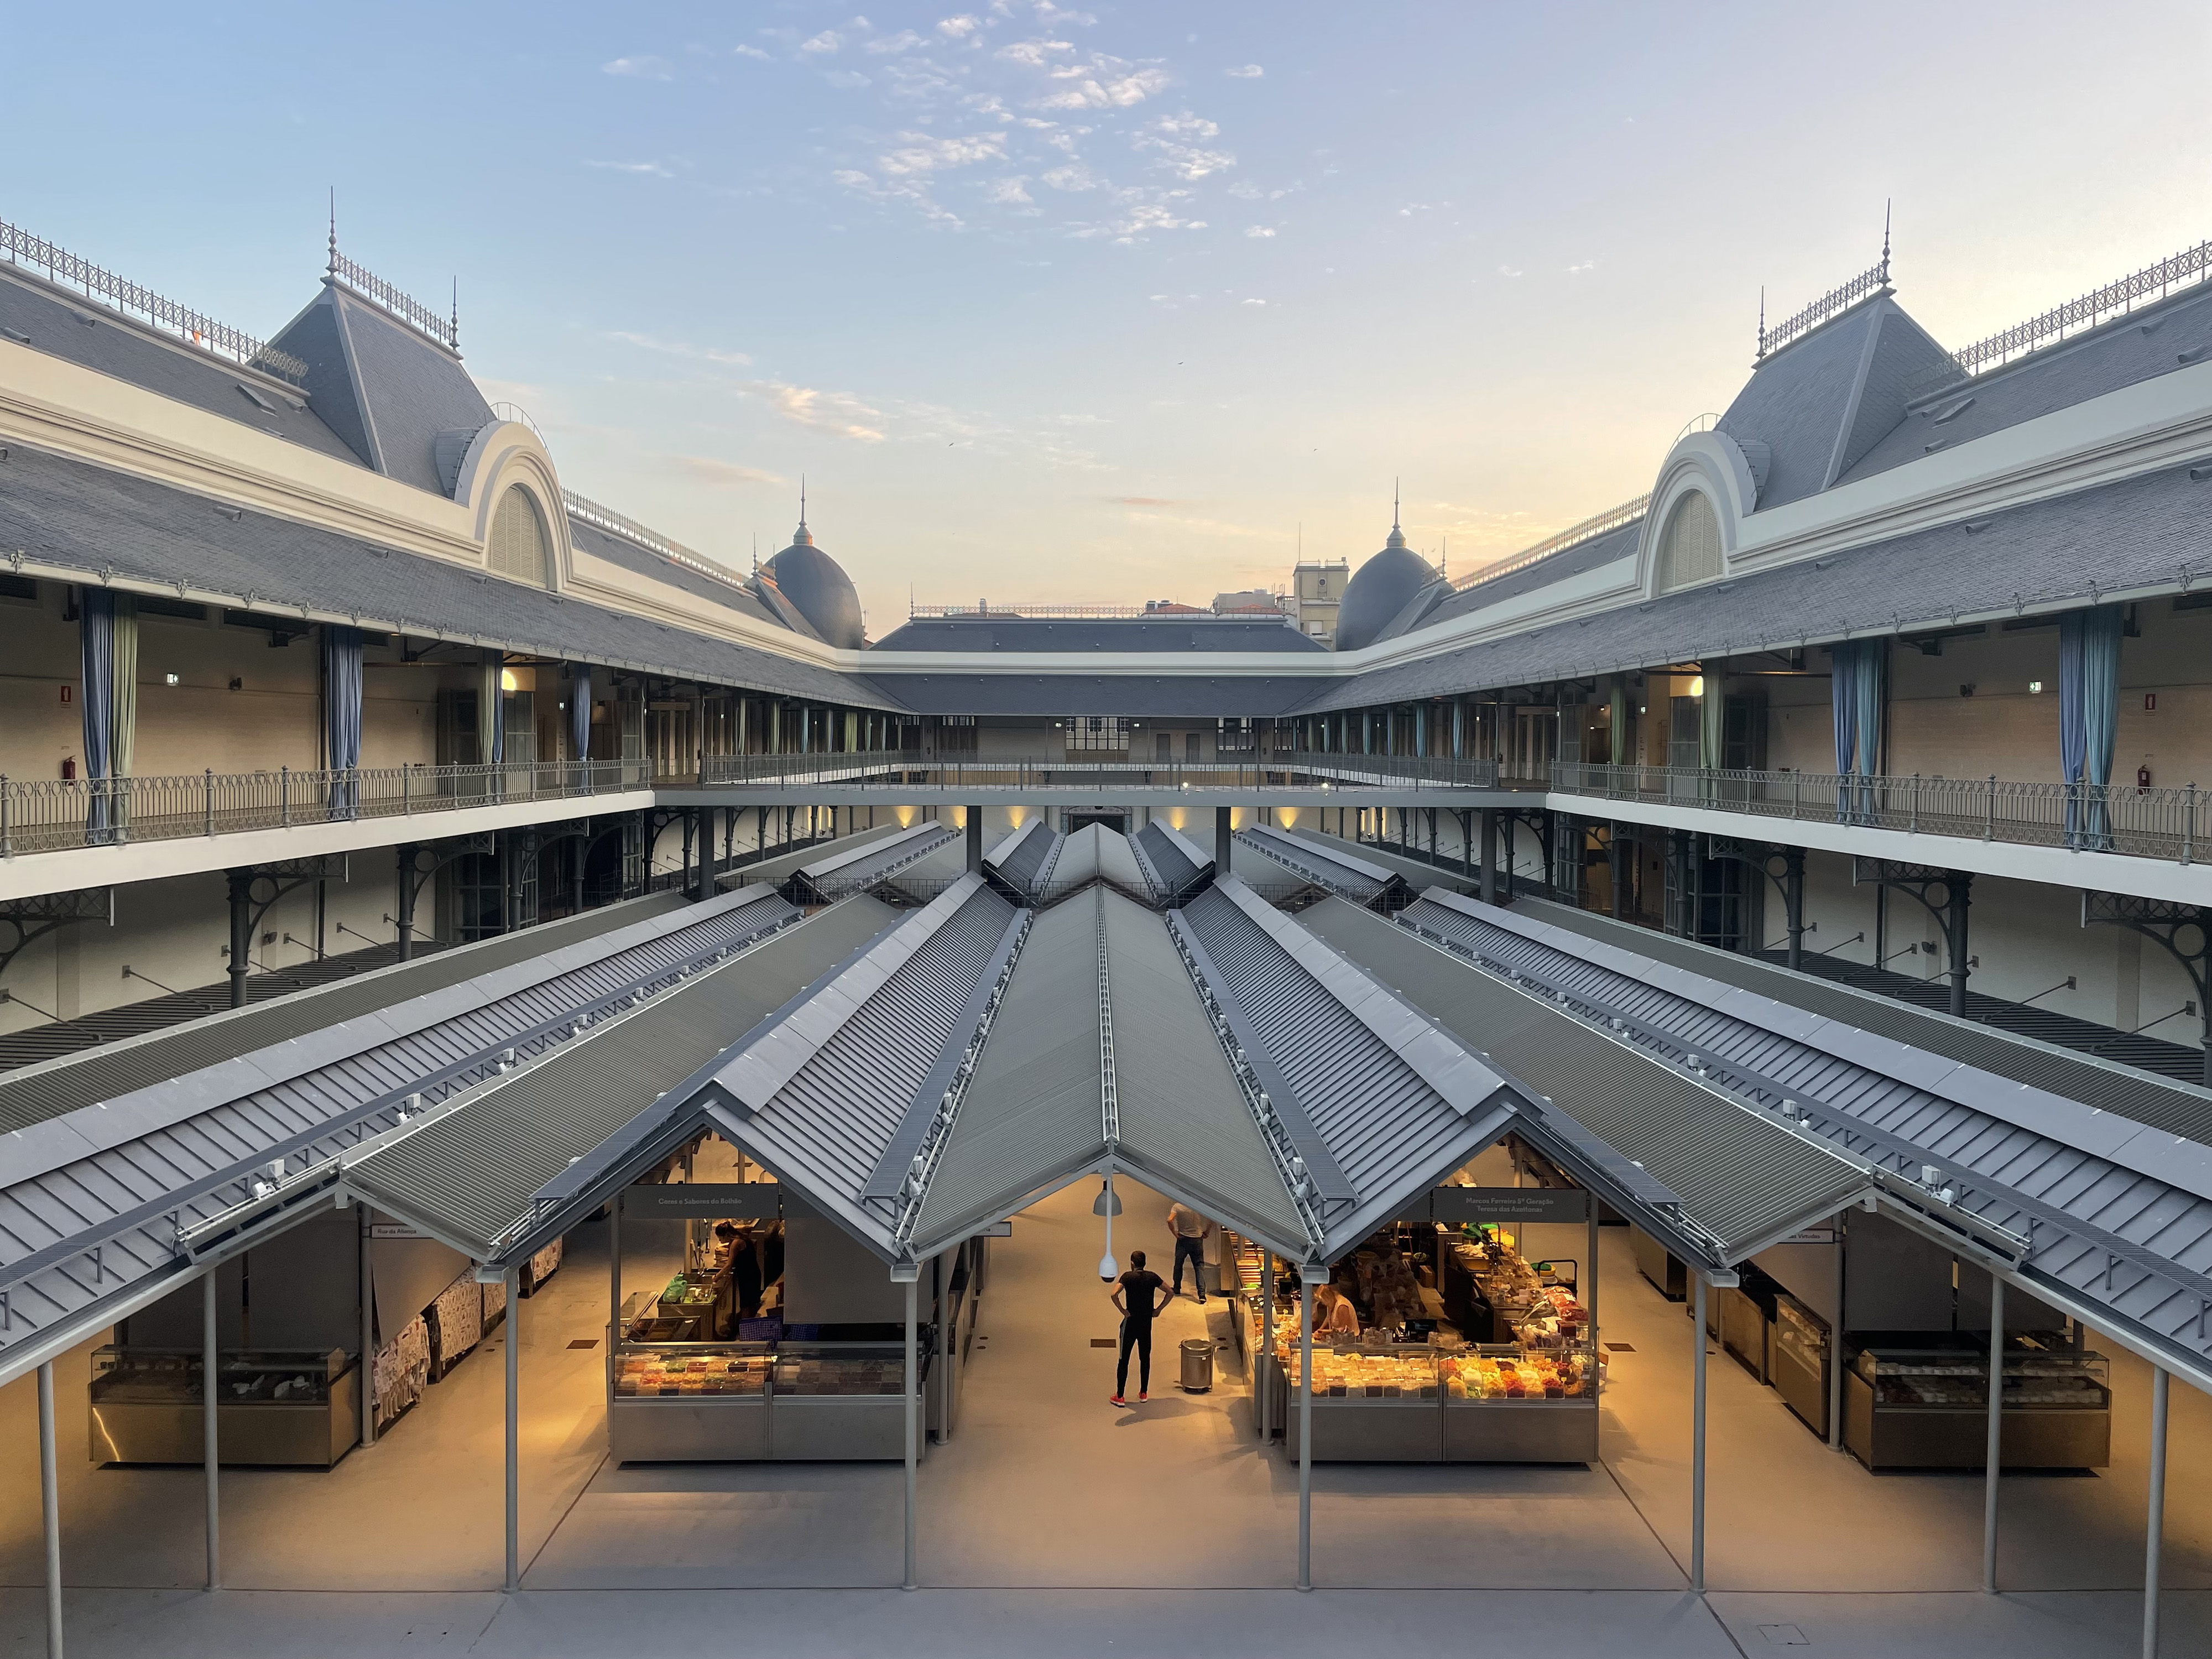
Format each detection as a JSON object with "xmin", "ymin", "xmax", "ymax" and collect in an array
[
  {"xmin": 1215, "ymin": 805, "xmax": 1233, "ymax": 874},
  {"xmin": 1947, "ymin": 871, "xmax": 1974, "ymax": 1018},
  {"xmin": 1784, "ymin": 846, "xmax": 1806, "ymax": 971},
  {"xmin": 394, "ymin": 844, "xmax": 418, "ymax": 961},
  {"xmin": 965, "ymin": 810, "xmax": 983, "ymax": 874},
  {"xmin": 225, "ymin": 868, "xmax": 252, "ymax": 1008}
]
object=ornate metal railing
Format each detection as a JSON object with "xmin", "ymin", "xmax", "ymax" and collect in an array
[
  {"xmin": 0, "ymin": 760, "xmax": 652, "ymax": 859},
  {"xmin": 695, "ymin": 749, "xmax": 1502, "ymax": 793},
  {"xmin": 1449, "ymin": 494, "xmax": 1652, "ymax": 594},
  {"xmin": 906, "ymin": 603, "xmax": 1220, "ymax": 619},
  {"xmin": 1949, "ymin": 238, "xmax": 2212, "ymax": 376},
  {"xmin": 561, "ymin": 489, "xmax": 754, "ymax": 593},
  {"xmin": 0, "ymin": 217, "xmax": 307, "ymax": 383},
  {"xmin": 327, "ymin": 247, "xmax": 459, "ymax": 353},
  {"xmin": 1551, "ymin": 762, "xmax": 2203, "ymax": 865},
  {"xmin": 1758, "ymin": 255, "xmax": 1892, "ymax": 361}
]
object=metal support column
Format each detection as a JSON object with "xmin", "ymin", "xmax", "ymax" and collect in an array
[
  {"xmin": 1479, "ymin": 809, "xmax": 1498, "ymax": 905},
  {"xmin": 1609, "ymin": 824, "xmax": 1626, "ymax": 920},
  {"xmin": 395, "ymin": 843, "xmax": 418, "ymax": 961},
  {"xmin": 2145, "ymin": 1365, "xmax": 2169, "ymax": 1658},
  {"xmin": 1829, "ymin": 1228, "xmax": 1845, "ymax": 1448},
  {"xmin": 936, "ymin": 1253, "xmax": 952, "ymax": 1444},
  {"xmin": 1587, "ymin": 1200, "xmax": 1600, "ymax": 1341},
  {"xmin": 226, "ymin": 868, "xmax": 252, "ymax": 1008},
  {"xmin": 1297, "ymin": 1275, "xmax": 1314, "ymax": 1592},
  {"xmin": 1983, "ymin": 1274, "xmax": 2003, "ymax": 1592},
  {"xmin": 1259, "ymin": 1258, "xmax": 1274, "ymax": 1442},
  {"xmin": 1691, "ymin": 1274, "xmax": 1708, "ymax": 1593},
  {"xmin": 692, "ymin": 808, "xmax": 711, "ymax": 901},
  {"xmin": 1947, "ymin": 870, "xmax": 1974, "ymax": 1018},
  {"xmin": 1784, "ymin": 846, "xmax": 1806, "ymax": 972},
  {"xmin": 503, "ymin": 1265, "xmax": 520, "ymax": 1592},
  {"xmin": 204, "ymin": 1266, "xmax": 220, "ymax": 1589},
  {"xmin": 902, "ymin": 1274, "xmax": 919, "ymax": 1590},
  {"xmin": 39, "ymin": 1359, "xmax": 62, "ymax": 1659},
  {"xmin": 1215, "ymin": 805, "xmax": 1233, "ymax": 874},
  {"xmin": 359, "ymin": 1204, "xmax": 377, "ymax": 1448},
  {"xmin": 964, "ymin": 811, "xmax": 983, "ymax": 875},
  {"xmin": 608, "ymin": 1202, "xmax": 622, "ymax": 1404}
]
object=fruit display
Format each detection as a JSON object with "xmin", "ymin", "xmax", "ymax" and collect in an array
[
  {"xmin": 613, "ymin": 1349, "xmax": 770, "ymax": 1398},
  {"xmin": 1274, "ymin": 1342, "xmax": 1438, "ymax": 1397},
  {"xmin": 1439, "ymin": 1349, "xmax": 1592, "ymax": 1400}
]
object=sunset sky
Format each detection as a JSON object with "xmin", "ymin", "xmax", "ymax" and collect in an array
[{"xmin": 13, "ymin": 0, "xmax": 2209, "ymax": 634}]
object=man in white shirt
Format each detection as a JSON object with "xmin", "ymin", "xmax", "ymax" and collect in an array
[{"xmin": 1165, "ymin": 1202, "xmax": 1213, "ymax": 1305}]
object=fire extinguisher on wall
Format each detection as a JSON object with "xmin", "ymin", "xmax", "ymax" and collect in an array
[{"xmin": 2137, "ymin": 765, "xmax": 2152, "ymax": 793}]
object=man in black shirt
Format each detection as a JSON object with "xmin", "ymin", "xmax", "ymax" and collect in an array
[{"xmin": 1108, "ymin": 1249, "xmax": 1174, "ymax": 1406}]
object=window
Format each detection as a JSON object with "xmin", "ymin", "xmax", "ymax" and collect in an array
[
  {"xmin": 1064, "ymin": 716, "xmax": 1129, "ymax": 752},
  {"xmin": 1654, "ymin": 491, "xmax": 1721, "ymax": 592},
  {"xmin": 488, "ymin": 485, "xmax": 553, "ymax": 588}
]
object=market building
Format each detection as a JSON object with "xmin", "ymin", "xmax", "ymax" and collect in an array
[{"xmin": 2, "ymin": 218, "xmax": 2210, "ymax": 1655}]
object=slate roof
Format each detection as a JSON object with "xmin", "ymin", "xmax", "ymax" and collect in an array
[
  {"xmin": 1305, "ymin": 458, "xmax": 2212, "ymax": 711},
  {"xmin": 859, "ymin": 670, "xmax": 1323, "ymax": 718},
  {"xmin": 0, "ymin": 265, "xmax": 362, "ymax": 466},
  {"xmin": 873, "ymin": 615, "xmax": 1324, "ymax": 653},
  {"xmin": 1839, "ymin": 279, "xmax": 2212, "ymax": 488},
  {"xmin": 566, "ymin": 515, "xmax": 792, "ymax": 632},
  {"xmin": 1416, "ymin": 519, "xmax": 1644, "ymax": 633},
  {"xmin": 0, "ymin": 440, "xmax": 893, "ymax": 706}
]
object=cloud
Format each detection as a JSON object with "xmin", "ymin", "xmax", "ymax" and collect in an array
[
  {"xmin": 1035, "ymin": 1, "xmax": 1096, "ymax": 22},
  {"xmin": 1565, "ymin": 258, "xmax": 1598, "ymax": 274},
  {"xmin": 1136, "ymin": 113, "xmax": 1234, "ymax": 180},
  {"xmin": 824, "ymin": 69, "xmax": 873, "ymax": 88},
  {"xmin": 1036, "ymin": 64, "xmax": 1170, "ymax": 109},
  {"xmin": 879, "ymin": 130, "xmax": 1007, "ymax": 175},
  {"xmin": 1041, "ymin": 163, "xmax": 1098, "ymax": 191},
  {"xmin": 608, "ymin": 331, "xmax": 752, "ymax": 367},
  {"xmin": 999, "ymin": 36, "xmax": 1074, "ymax": 66},
  {"xmin": 1244, "ymin": 225, "xmax": 1275, "ymax": 237},
  {"xmin": 674, "ymin": 456, "xmax": 786, "ymax": 487},
  {"xmin": 984, "ymin": 176, "xmax": 1035, "ymax": 204},
  {"xmin": 938, "ymin": 13, "xmax": 982, "ymax": 35},
  {"xmin": 1105, "ymin": 495, "xmax": 1182, "ymax": 507},
  {"xmin": 602, "ymin": 55, "xmax": 672, "ymax": 79},
  {"xmin": 1225, "ymin": 64, "xmax": 1263, "ymax": 77},
  {"xmin": 745, "ymin": 381, "xmax": 886, "ymax": 441},
  {"xmin": 588, "ymin": 159, "xmax": 675, "ymax": 178},
  {"xmin": 733, "ymin": 43, "xmax": 772, "ymax": 60},
  {"xmin": 1496, "ymin": 264, "xmax": 1523, "ymax": 278},
  {"xmin": 799, "ymin": 29, "xmax": 843, "ymax": 53},
  {"xmin": 866, "ymin": 29, "xmax": 924, "ymax": 53},
  {"xmin": 1241, "ymin": 296, "xmax": 1265, "ymax": 305}
]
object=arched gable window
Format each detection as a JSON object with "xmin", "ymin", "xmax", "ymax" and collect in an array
[
  {"xmin": 488, "ymin": 485, "xmax": 553, "ymax": 588},
  {"xmin": 1654, "ymin": 491, "xmax": 1721, "ymax": 593}
]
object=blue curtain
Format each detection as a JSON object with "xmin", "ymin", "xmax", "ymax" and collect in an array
[
  {"xmin": 1854, "ymin": 636, "xmax": 1886, "ymax": 779},
  {"xmin": 2060, "ymin": 604, "xmax": 2124, "ymax": 848},
  {"xmin": 1830, "ymin": 640, "xmax": 1858, "ymax": 822},
  {"xmin": 1829, "ymin": 638, "xmax": 1886, "ymax": 822},
  {"xmin": 79, "ymin": 588, "xmax": 116, "ymax": 842},
  {"xmin": 324, "ymin": 625, "xmax": 363, "ymax": 817},
  {"xmin": 571, "ymin": 664, "xmax": 594, "ymax": 788}
]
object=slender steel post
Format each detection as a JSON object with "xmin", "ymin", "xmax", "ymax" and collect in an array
[
  {"xmin": 1259, "ymin": 1258, "xmax": 1274, "ymax": 1442},
  {"xmin": 1691, "ymin": 1274, "xmax": 1708, "ymax": 1593},
  {"xmin": 394, "ymin": 844, "xmax": 417, "ymax": 962},
  {"xmin": 608, "ymin": 1202, "xmax": 622, "ymax": 1404},
  {"xmin": 359, "ymin": 1203, "xmax": 377, "ymax": 1448},
  {"xmin": 503, "ymin": 1265, "xmax": 519, "ymax": 1592},
  {"xmin": 903, "ymin": 1275, "xmax": 919, "ymax": 1590},
  {"xmin": 204, "ymin": 1266, "xmax": 221, "ymax": 1589},
  {"xmin": 2145, "ymin": 1365, "xmax": 2169, "ymax": 1659},
  {"xmin": 226, "ymin": 868, "xmax": 252, "ymax": 1009},
  {"xmin": 1587, "ymin": 1198, "xmax": 1599, "ymax": 1339},
  {"xmin": 1829, "ymin": 1238, "xmax": 1845, "ymax": 1449},
  {"xmin": 937, "ymin": 1252, "xmax": 953, "ymax": 1444},
  {"xmin": 1983, "ymin": 1274, "xmax": 2004, "ymax": 1592},
  {"xmin": 1297, "ymin": 1276, "xmax": 1314, "ymax": 1591},
  {"xmin": 39, "ymin": 1359, "xmax": 62, "ymax": 1659}
]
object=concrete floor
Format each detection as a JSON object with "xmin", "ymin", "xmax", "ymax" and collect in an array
[{"xmin": 4, "ymin": 1179, "xmax": 2208, "ymax": 1656}]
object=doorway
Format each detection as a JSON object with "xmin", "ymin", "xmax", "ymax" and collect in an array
[{"xmin": 1066, "ymin": 811, "xmax": 1128, "ymax": 834}]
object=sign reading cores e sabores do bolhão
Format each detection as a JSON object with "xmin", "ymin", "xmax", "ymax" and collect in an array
[{"xmin": 1395, "ymin": 1187, "xmax": 1593, "ymax": 1225}]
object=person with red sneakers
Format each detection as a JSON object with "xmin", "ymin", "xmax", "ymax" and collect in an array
[{"xmin": 1108, "ymin": 1249, "xmax": 1173, "ymax": 1406}]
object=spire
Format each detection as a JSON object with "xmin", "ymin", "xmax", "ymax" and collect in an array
[
  {"xmin": 1880, "ymin": 198, "xmax": 1892, "ymax": 286},
  {"xmin": 1385, "ymin": 478, "xmax": 1406, "ymax": 550},
  {"xmin": 327, "ymin": 187, "xmax": 338, "ymax": 276},
  {"xmin": 792, "ymin": 476, "xmax": 812, "ymax": 546}
]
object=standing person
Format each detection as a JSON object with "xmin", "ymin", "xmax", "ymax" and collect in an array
[
  {"xmin": 1166, "ymin": 1202, "xmax": 1213, "ymax": 1303},
  {"xmin": 1108, "ymin": 1249, "xmax": 1173, "ymax": 1407}
]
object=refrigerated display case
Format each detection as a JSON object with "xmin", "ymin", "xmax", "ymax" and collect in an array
[
  {"xmin": 1769, "ymin": 1295, "xmax": 1830, "ymax": 1438},
  {"xmin": 88, "ymin": 1345, "xmax": 361, "ymax": 1467},
  {"xmin": 609, "ymin": 1342, "xmax": 772, "ymax": 1460},
  {"xmin": 1279, "ymin": 1343, "xmax": 1442, "ymax": 1462},
  {"xmin": 1843, "ymin": 1336, "xmax": 2110, "ymax": 1469},
  {"xmin": 771, "ymin": 1342, "xmax": 930, "ymax": 1461}
]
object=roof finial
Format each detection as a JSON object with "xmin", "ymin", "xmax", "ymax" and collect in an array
[
  {"xmin": 1880, "ymin": 198, "xmax": 1892, "ymax": 286},
  {"xmin": 1757, "ymin": 285, "xmax": 1766, "ymax": 358},
  {"xmin": 451, "ymin": 275, "xmax": 460, "ymax": 352},
  {"xmin": 327, "ymin": 187, "xmax": 338, "ymax": 275},
  {"xmin": 1392, "ymin": 477, "xmax": 1400, "ymax": 533}
]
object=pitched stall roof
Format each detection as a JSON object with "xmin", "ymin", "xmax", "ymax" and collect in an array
[
  {"xmin": 0, "ymin": 441, "xmax": 893, "ymax": 708},
  {"xmin": 1235, "ymin": 825, "xmax": 1403, "ymax": 904},
  {"xmin": 984, "ymin": 820, "xmax": 1060, "ymax": 898},
  {"xmin": 341, "ymin": 895, "xmax": 896, "ymax": 1259},
  {"xmin": 1176, "ymin": 879, "xmax": 1518, "ymax": 1259},
  {"xmin": 1298, "ymin": 895, "xmax": 1871, "ymax": 1262},
  {"xmin": 791, "ymin": 822, "xmax": 958, "ymax": 902},
  {"xmin": 0, "ymin": 886, "xmax": 802, "ymax": 1384},
  {"xmin": 1400, "ymin": 890, "xmax": 2212, "ymax": 1387},
  {"xmin": 1132, "ymin": 822, "xmax": 1208, "ymax": 897}
]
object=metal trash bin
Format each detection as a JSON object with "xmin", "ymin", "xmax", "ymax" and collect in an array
[{"xmin": 1180, "ymin": 1338, "xmax": 1214, "ymax": 1393}]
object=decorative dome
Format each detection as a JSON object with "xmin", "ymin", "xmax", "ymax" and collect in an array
[
  {"xmin": 1334, "ymin": 519, "xmax": 1439, "ymax": 651},
  {"xmin": 763, "ymin": 518, "xmax": 864, "ymax": 649}
]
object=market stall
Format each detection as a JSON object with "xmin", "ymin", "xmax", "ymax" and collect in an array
[{"xmin": 606, "ymin": 1158, "xmax": 969, "ymax": 1463}]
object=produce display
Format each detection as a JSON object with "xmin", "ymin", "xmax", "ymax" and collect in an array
[
  {"xmin": 1440, "ymin": 1349, "xmax": 1592, "ymax": 1400},
  {"xmin": 1859, "ymin": 1351, "xmax": 2110, "ymax": 1410},
  {"xmin": 614, "ymin": 1349, "xmax": 771, "ymax": 1398},
  {"xmin": 774, "ymin": 1352, "xmax": 904, "ymax": 1396},
  {"xmin": 1275, "ymin": 1341, "xmax": 1438, "ymax": 1397}
]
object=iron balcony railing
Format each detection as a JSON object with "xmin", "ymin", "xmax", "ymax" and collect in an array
[
  {"xmin": 695, "ymin": 749, "xmax": 1503, "ymax": 793},
  {"xmin": 0, "ymin": 760, "xmax": 653, "ymax": 859},
  {"xmin": 1551, "ymin": 762, "xmax": 2204, "ymax": 866}
]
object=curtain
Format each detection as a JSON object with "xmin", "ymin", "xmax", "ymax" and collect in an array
[
  {"xmin": 324, "ymin": 625, "xmax": 363, "ymax": 817},
  {"xmin": 79, "ymin": 588, "xmax": 115, "ymax": 841},
  {"xmin": 108, "ymin": 594, "xmax": 138, "ymax": 836},
  {"xmin": 571, "ymin": 664, "xmax": 593, "ymax": 788},
  {"xmin": 1830, "ymin": 640, "xmax": 1859, "ymax": 823},
  {"xmin": 1608, "ymin": 678, "xmax": 1626, "ymax": 768},
  {"xmin": 1854, "ymin": 636, "xmax": 1886, "ymax": 779},
  {"xmin": 478, "ymin": 654, "xmax": 504, "ymax": 770},
  {"xmin": 2061, "ymin": 604, "xmax": 2124, "ymax": 848},
  {"xmin": 1699, "ymin": 671, "xmax": 1724, "ymax": 770}
]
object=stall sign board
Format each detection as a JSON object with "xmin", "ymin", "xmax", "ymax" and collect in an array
[
  {"xmin": 1432, "ymin": 1187, "xmax": 1589, "ymax": 1224},
  {"xmin": 371, "ymin": 1222, "xmax": 427, "ymax": 1240},
  {"xmin": 622, "ymin": 1183, "xmax": 781, "ymax": 1221}
]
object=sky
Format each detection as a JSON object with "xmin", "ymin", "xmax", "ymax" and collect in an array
[{"xmin": 9, "ymin": 1, "xmax": 2210, "ymax": 636}]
